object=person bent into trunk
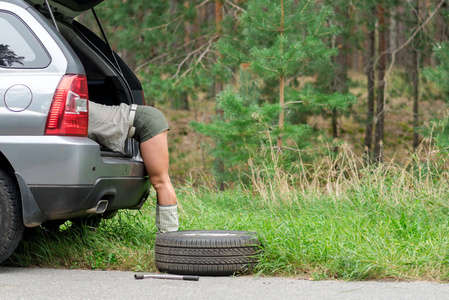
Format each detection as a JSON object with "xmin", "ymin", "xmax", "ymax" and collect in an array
[{"xmin": 88, "ymin": 101, "xmax": 178, "ymax": 233}]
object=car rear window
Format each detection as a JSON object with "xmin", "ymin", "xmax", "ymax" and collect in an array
[{"xmin": 0, "ymin": 11, "xmax": 51, "ymax": 69}]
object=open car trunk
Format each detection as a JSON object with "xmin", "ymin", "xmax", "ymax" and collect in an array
[
  {"xmin": 25, "ymin": 0, "xmax": 144, "ymax": 156},
  {"xmin": 58, "ymin": 17, "xmax": 144, "ymax": 157},
  {"xmin": 57, "ymin": 20, "xmax": 143, "ymax": 106}
]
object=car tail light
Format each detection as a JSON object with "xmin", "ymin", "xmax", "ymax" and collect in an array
[{"xmin": 45, "ymin": 75, "xmax": 89, "ymax": 136}]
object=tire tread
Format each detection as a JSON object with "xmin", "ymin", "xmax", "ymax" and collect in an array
[{"xmin": 154, "ymin": 230, "xmax": 261, "ymax": 276}]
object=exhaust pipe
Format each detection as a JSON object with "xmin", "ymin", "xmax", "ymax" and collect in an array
[{"xmin": 86, "ymin": 200, "xmax": 109, "ymax": 214}]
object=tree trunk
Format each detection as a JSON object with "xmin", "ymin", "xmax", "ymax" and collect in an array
[
  {"xmin": 183, "ymin": 1, "xmax": 193, "ymax": 44},
  {"xmin": 374, "ymin": 3, "xmax": 387, "ymax": 163},
  {"xmin": 214, "ymin": 0, "xmax": 225, "ymax": 190},
  {"xmin": 215, "ymin": 0, "xmax": 223, "ymax": 34},
  {"xmin": 214, "ymin": 0, "xmax": 224, "ymax": 97},
  {"xmin": 277, "ymin": 76, "xmax": 285, "ymax": 151},
  {"xmin": 436, "ymin": 0, "xmax": 449, "ymax": 41},
  {"xmin": 277, "ymin": 0, "xmax": 285, "ymax": 152},
  {"xmin": 412, "ymin": 0, "xmax": 420, "ymax": 150},
  {"xmin": 364, "ymin": 5, "xmax": 376, "ymax": 162},
  {"xmin": 332, "ymin": 108, "xmax": 338, "ymax": 139},
  {"xmin": 331, "ymin": 32, "xmax": 348, "ymax": 154},
  {"xmin": 177, "ymin": 1, "xmax": 193, "ymax": 111},
  {"xmin": 180, "ymin": 93, "xmax": 190, "ymax": 110}
]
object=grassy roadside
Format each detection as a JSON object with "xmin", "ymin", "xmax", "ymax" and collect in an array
[{"xmin": 6, "ymin": 147, "xmax": 449, "ymax": 281}]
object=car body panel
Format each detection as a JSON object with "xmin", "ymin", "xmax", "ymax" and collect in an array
[
  {"xmin": 0, "ymin": 136, "xmax": 145, "ymax": 185},
  {"xmin": 0, "ymin": 74, "xmax": 62, "ymax": 135},
  {"xmin": 0, "ymin": 0, "xmax": 150, "ymax": 227},
  {"xmin": 1, "ymin": 2, "xmax": 73, "ymax": 135}
]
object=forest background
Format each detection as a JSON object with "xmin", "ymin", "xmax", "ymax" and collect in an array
[
  {"xmin": 12, "ymin": 0, "xmax": 449, "ymax": 281},
  {"xmin": 77, "ymin": 0, "xmax": 449, "ymax": 183}
]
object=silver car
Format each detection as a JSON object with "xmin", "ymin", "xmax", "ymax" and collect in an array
[{"xmin": 0, "ymin": 0, "xmax": 150, "ymax": 263}]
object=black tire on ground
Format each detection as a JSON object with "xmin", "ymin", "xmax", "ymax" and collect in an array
[
  {"xmin": 0, "ymin": 169, "xmax": 24, "ymax": 264},
  {"xmin": 155, "ymin": 230, "xmax": 261, "ymax": 276}
]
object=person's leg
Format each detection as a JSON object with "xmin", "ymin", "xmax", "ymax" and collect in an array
[
  {"xmin": 139, "ymin": 130, "xmax": 178, "ymax": 232},
  {"xmin": 140, "ymin": 130, "xmax": 177, "ymax": 205}
]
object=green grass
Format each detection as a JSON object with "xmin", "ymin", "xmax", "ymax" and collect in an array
[{"xmin": 6, "ymin": 147, "xmax": 449, "ymax": 281}]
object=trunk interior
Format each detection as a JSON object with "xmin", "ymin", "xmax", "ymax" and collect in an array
[
  {"xmin": 57, "ymin": 19, "xmax": 143, "ymax": 158},
  {"xmin": 58, "ymin": 21, "xmax": 130, "ymax": 106}
]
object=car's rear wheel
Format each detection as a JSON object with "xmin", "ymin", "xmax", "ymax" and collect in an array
[{"xmin": 0, "ymin": 169, "xmax": 24, "ymax": 264}]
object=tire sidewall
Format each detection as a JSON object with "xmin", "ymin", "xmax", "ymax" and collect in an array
[
  {"xmin": 0, "ymin": 170, "xmax": 24, "ymax": 264},
  {"xmin": 155, "ymin": 230, "xmax": 261, "ymax": 276}
]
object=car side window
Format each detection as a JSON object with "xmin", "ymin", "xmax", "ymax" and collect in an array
[{"xmin": 0, "ymin": 11, "xmax": 50, "ymax": 69}]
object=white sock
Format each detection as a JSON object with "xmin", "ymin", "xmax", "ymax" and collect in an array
[{"xmin": 156, "ymin": 203, "xmax": 179, "ymax": 233}]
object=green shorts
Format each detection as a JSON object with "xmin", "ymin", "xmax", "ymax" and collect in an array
[{"xmin": 133, "ymin": 106, "xmax": 170, "ymax": 143}]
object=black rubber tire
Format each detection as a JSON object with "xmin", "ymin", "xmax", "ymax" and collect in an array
[
  {"xmin": 155, "ymin": 230, "xmax": 261, "ymax": 276},
  {"xmin": 0, "ymin": 169, "xmax": 24, "ymax": 264}
]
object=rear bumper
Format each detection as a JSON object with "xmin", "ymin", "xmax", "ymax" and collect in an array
[
  {"xmin": 30, "ymin": 177, "xmax": 150, "ymax": 217},
  {"xmin": 0, "ymin": 136, "xmax": 145, "ymax": 185},
  {"xmin": 16, "ymin": 173, "xmax": 150, "ymax": 226},
  {"xmin": 1, "ymin": 136, "xmax": 150, "ymax": 226}
]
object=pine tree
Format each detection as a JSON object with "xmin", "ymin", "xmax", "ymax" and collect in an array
[{"xmin": 192, "ymin": 0, "xmax": 355, "ymax": 179}]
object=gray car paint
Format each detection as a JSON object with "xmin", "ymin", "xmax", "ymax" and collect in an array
[{"xmin": 0, "ymin": 0, "xmax": 149, "ymax": 227}]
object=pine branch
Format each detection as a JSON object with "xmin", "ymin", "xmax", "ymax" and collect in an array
[
  {"xmin": 173, "ymin": 35, "xmax": 218, "ymax": 83},
  {"xmin": 269, "ymin": 146, "xmax": 327, "ymax": 153},
  {"xmin": 300, "ymin": 0, "xmax": 312, "ymax": 14},
  {"xmin": 195, "ymin": 35, "xmax": 217, "ymax": 66},
  {"xmin": 141, "ymin": 0, "xmax": 212, "ymax": 32},
  {"xmin": 252, "ymin": 17, "xmax": 281, "ymax": 32},
  {"xmin": 284, "ymin": 101, "xmax": 303, "ymax": 107},
  {"xmin": 225, "ymin": 0, "xmax": 246, "ymax": 13},
  {"xmin": 172, "ymin": 48, "xmax": 202, "ymax": 79},
  {"xmin": 263, "ymin": 16, "xmax": 282, "ymax": 32},
  {"xmin": 283, "ymin": 24, "xmax": 295, "ymax": 32},
  {"xmin": 141, "ymin": 18, "xmax": 182, "ymax": 33},
  {"xmin": 313, "ymin": 10, "xmax": 327, "ymax": 37},
  {"xmin": 135, "ymin": 34, "xmax": 214, "ymax": 71},
  {"xmin": 257, "ymin": 64, "xmax": 281, "ymax": 77}
]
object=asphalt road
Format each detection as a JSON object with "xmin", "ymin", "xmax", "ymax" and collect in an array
[{"xmin": 1, "ymin": 267, "xmax": 449, "ymax": 300}]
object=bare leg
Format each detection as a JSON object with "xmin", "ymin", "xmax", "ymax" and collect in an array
[{"xmin": 139, "ymin": 130, "xmax": 177, "ymax": 205}]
